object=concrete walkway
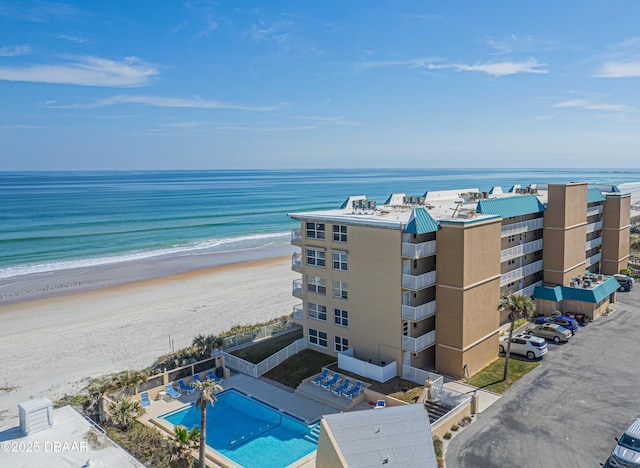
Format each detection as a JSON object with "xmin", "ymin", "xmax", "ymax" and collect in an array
[{"xmin": 441, "ymin": 380, "xmax": 501, "ymax": 413}]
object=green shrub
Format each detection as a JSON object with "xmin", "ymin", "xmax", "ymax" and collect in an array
[
  {"xmin": 432, "ymin": 436, "xmax": 443, "ymax": 458},
  {"xmin": 620, "ymin": 267, "xmax": 633, "ymax": 276},
  {"xmin": 451, "ymin": 424, "xmax": 459, "ymax": 431},
  {"xmin": 443, "ymin": 432, "xmax": 452, "ymax": 440}
]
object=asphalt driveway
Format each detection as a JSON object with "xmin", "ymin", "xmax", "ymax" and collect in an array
[{"xmin": 446, "ymin": 287, "xmax": 640, "ymax": 467}]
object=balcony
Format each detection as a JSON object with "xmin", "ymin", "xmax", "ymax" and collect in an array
[
  {"xmin": 586, "ymin": 221, "xmax": 603, "ymax": 234},
  {"xmin": 402, "ymin": 271, "xmax": 436, "ymax": 291},
  {"xmin": 500, "ymin": 260, "xmax": 543, "ymax": 287},
  {"xmin": 292, "ymin": 303, "xmax": 303, "ymax": 321},
  {"xmin": 500, "ymin": 239, "xmax": 543, "ymax": 262},
  {"xmin": 402, "ymin": 301, "xmax": 436, "ymax": 321},
  {"xmin": 586, "ymin": 252, "xmax": 602, "ymax": 267},
  {"xmin": 292, "ymin": 279, "xmax": 303, "ymax": 298},
  {"xmin": 514, "ymin": 280, "xmax": 543, "ymax": 297},
  {"xmin": 586, "ymin": 238, "xmax": 602, "ymax": 251},
  {"xmin": 291, "ymin": 228, "xmax": 301, "ymax": 244},
  {"xmin": 402, "ymin": 330, "xmax": 436, "ymax": 353},
  {"xmin": 501, "ymin": 217, "xmax": 544, "ymax": 237},
  {"xmin": 587, "ymin": 205, "xmax": 603, "ymax": 217},
  {"xmin": 291, "ymin": 252, "xmax": 302, "ymax": 271},
  {"xmin": 402, "ymin": 240, "xmax": 436, "ymax": 259}
]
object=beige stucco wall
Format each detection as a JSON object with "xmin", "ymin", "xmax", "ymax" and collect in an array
[
  {"xmin": 316, "ymin": 420, "xmax": 347, "ymax": 468},
  {"xmin": 602, "ymin": 194, "xmax": 631, "ymax": 275},
  {"xmin": 435, "ymin": 218, "xmax": 501, "ymax": 378},
  {"xmin": 544, "ymin": 183, "xmax": 588, "ymax": 286}
]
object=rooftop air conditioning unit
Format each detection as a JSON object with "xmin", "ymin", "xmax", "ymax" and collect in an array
[{"xmin": 19, "ymin": 398, "xmax": 53, "ymax": 436}]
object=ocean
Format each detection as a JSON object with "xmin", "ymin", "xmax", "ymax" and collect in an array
[{"xmin": 2, "ymin": 168, "xmax": 640, "ymax": 280}]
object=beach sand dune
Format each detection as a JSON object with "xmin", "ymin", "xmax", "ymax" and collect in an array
[{"xmin": 0, "ymin": 256, "xmax": 298, "ymax": 426}]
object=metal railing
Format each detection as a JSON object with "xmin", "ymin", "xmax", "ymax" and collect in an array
[
  {"xmin": 292, "ymin": 252, "xmax": 302, "ymax": 270},
  {"xmin": 291, "ymin": 228, "xmax": 301, "ymax": 243},
  {"xmin": 500, "ymin": 239, "xmax": 543, "ymax": 261},
  {"xmin": 586, "ymin": 238, "xmax": 602, "ymax": 250},
  {"xmin": 587, "ymin": 205, "xmax": 603, "ymax": 217},
  {"xmin": 223, "ymin": 321, "xmax": 300, "ymax": 351},
  {"xmin": 500, "ymin": 260, "xmax": 543, "ymax": 286},
  {"xmin": 292, "ymin": 303, "xmax": 303, "ymax": 320},
  {"xmin": 402, "ymin": 301, "xmax": 437, "ymax": 321},
  {"xmin": 501, "ymin": 217, "xmax": 543, "ymax": 237},
  {"xmin": 514, "ymin": 280, "xmax": 542, "ymax": 297},
  {"xmin": 292, "ymin": 279, "xmax": 303, "ymax": 297},
  {"xmin": 586, "ymin": 221, "xmax": 603, "ymax": 234},
  {"xmin": 402, "ymin": 270, "xmax": 436, "ymax": 290},
  {"xmin": 586, "ymin": 252, "xmax": 602, "ymax": 267},
  {"xmin": 401, "ymin": 240, "xmax": 436, "ymax": 258},
  {"xmin": 402, "ymin": 329, "xmax": 436, "ymax": 352}
]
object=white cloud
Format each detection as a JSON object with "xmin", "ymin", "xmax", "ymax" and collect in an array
[
  {"xmin": 362, "ymin": 57, "xmax": 547, "ymax": 76},
  {"xmin": 0, "ymin": 44, "xmax": 31, "ymax": 57},
  {"xmin": 296, "ymin": 116, "xmax": 362, "ymax": 126},
  {"xmin": 0, "ymin": 55, "xmax": 158, "ymax": 87},
  {"xmin": 55, "ymin": 34, "xmax": 90, "ymax": 44},
  {"xmin": 594, "ymin": 61, "xmax": 640, "ymax": 78},
  {"xmin": 552, "ymin": 99, "xmax": 630, "ymax": 112},
  {"xmin": 50, "ymin": 95, "xmax": 287, "ymax": 111}
]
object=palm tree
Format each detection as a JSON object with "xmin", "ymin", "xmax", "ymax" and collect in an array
[
  {"xmin": 171, "ymin": 424, "xmax": 200, "ymax": 468},
  {"xmin": 192, "ymin": 334, "xmax": 207, "ymax": 358},
  {"xmin": 194, "ymin": 379, "xmax": 223, "ymax": 468},
  {"xmin": 114, "ymin": 370, "xmax": 148, "ymax": 396},
  {"xmin": 498, "ymin": 293, "xmax": 536, "ymax": 381},
  {"xmin": 107, "ymin": 397, "xmax": 145, "ymax": 430}
]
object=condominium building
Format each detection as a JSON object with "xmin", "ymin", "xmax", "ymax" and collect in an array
[{"xmin": 288, "ymin": 182, "xmax": 630, "ymax": 379}]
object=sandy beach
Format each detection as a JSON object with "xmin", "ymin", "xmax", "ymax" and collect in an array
[{"xmin": 0, "ymin": 254, "xmax": 298, "ymax": 426}]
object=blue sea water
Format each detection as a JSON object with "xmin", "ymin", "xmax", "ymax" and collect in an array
[{"xmin": 2, "ymin": 168, "xmax": 640, "ymax": 280}]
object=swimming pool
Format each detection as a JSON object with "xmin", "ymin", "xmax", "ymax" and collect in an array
[{"xmin": 160, "ymin": 389, "xmax": 319, "ymax": 468}]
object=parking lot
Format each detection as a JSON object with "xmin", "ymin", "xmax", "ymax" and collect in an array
[{"xmin": 446, "ymin": 287, "xmax": 640, "ymax": 467}]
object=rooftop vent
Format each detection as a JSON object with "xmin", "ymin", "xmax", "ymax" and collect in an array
[{"xmin": 19, "ymin": 398, "xmax": 53, "ymax": 436}]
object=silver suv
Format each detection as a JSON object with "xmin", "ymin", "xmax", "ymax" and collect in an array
[
  {"xmin": 610, "ymin": 418, "xmax": 640, "ymax": 467},
  {"xmin": 498, "ymin": 333, "xmax": 548, "ymax": 360}
]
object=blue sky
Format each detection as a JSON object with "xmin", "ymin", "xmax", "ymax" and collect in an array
[{"xmin": 1, "ymin": 1, "xmax": 640, "ymax": 170}]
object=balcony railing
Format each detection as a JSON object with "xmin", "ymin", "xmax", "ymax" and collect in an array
[
  {"xmin": 500, "ymin": 239, "xmax": 543, "ymax": 262},
  {"xmin": 500, "ymin": 260, "xmax": 543, "ymax": 287},
  {"xmin": 292, "ymin": 252, "xmax": 302, "ymax": 270},
  {"xmin": 586, "ymin": 252, "xmax": 602, "ymax": 267},
  {"xmin": 292, "ymin": 303, "xmax": 303, "ymax": 320},
  {"xmin": 402, "ymin": 330, "xmax": 436, "ymax": 353},
  {"xmin": 501, "ymin": 217, "xmax": 544, "ymax": 237},
  {"xmin": 586, "ymin": 238, "xmax": 602, "ymax": 251},
  {"xmin": 514, "ymin": 280, "xmax": 543, "ymax": 297},
  {"xmin": 402, "ymin": 301, "xmax": 437, "ymax": 321},
  {"xmin": 402, "ymin": 271, "xmax": 436, "ymax": 291},
  {"xmin": 291, "ymin": 228, "xmax": 301, "ymax": 243},
  {"xmin": 292, "ymin": 279, "xmax": 303, "ymax": 297},
  {"xmin": 587, "ymin": 205, "xmax": 603, "ymax": 217},
  {"xmin": 402, "ymin": 240, "xmax": 436, "ymax": 259},
  {"xmin": 586, "ymin": 221, "xmax": 603, "ymax": 234}
]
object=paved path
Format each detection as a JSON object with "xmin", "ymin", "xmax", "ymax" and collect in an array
[{"xmin": 446, "ymin": 287, "xmax": 640, "ymax": 467}]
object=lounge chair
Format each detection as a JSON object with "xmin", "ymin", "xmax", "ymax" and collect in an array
[
  {"xmin": 375, "ymin": 399, "xmax": 386, "ymax": 409},
  {"xmin": 311, "ymin": 369, "xmax": 329, "ymax": 386},
  {"xmin": 165, "ymin": 384, "xmax": 181, "ymax": 399},
  {"xmin": 343, "ymin": 381, "xmax": 362, "ymax": 399},
  {"xmin": 140, "ymin": 391, "xmax": 151, "ymax": 408},
  {"xmin": 206, "ymin": 370, "xmax": 223, "ymax": 383},
  {"xmin": 192, "ymin": 374, "xmax": 204, "ymax": 385},
  {"xmin": 177, "ymin": 379, "xmax": 195, "ymax": 395},
  {"xmin": 321, "ymin": 373, "xmax": 340, "ymax": 390},
  {"xmin": 332, "ymin": 378, "xmax": 351, "ymax": 396}
]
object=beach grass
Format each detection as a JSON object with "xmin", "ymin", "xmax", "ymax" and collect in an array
[
  {"xmin": 229, "ymin": 328, "xmax": 303, "ymax": 364},
  {"xmin": 465, "ymin": 357, "xmax": 540, "ymax": 394},
  {"xmin": 263, "ymin": 349, "xmax": 336, "ymax": 388}
]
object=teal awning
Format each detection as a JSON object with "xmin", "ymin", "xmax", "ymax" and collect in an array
[
  {"xmin": 404, "ymin": 208, "xmax": 440, "ymax": 234},
  {"xmin": 534, "ymin": 277, "xmax": 619, "ymax": 304},
  {"xmin": 533, "ymin": 285, "xmax": 563, "ymax": 302},
  {"xmin": 476, "ymin": 195, "xmax": 545, "ymax": 218},
  {"xmin": 587, "ymin": 188, "xmax": 606, "ymax": 204}
]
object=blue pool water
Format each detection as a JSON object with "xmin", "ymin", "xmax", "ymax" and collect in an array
[{"xmin": 161, "ymin": 389, "xmax": 319, "ymax": 468}]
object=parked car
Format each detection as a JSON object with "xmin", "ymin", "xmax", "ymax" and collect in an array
[
  {"xmin": 614, "ymin": 274, "xmax": 634, "ymax": 292},
  {"xmin": 526, "ymin": 323, "xmax": 572, "ymax": 343},
  {"xmin": 533, "ymin": 315, "xmax": 579, "ymax": 334},
  {"xmin": 498, "ymin": 333, "xmax": 548, "ymax": 360},
  {"xmin": 609, "ymin": 417, "xmax": 640, "ymax": 467}
]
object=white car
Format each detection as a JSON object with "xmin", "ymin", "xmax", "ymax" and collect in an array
[
  {"xmin": 498, "ymin": 333, "xmax": 548, "ymax": 360},
  {"xmin": 610, "ymin": 418, "xmax": 640, "ymax": 468}
]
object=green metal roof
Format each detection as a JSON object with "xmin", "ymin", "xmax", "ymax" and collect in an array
[
  {"xmin": 404, "ymin": 208, "xmax": 440, "ymax": 234},
  {"xmin": 534, "ymin": 277, "xmax": 619, "ymax": 304},
  {"xmin": 587, "ymin": 188, "xmax": 606, "ymax": 204},
  {"xmin": 476, "ymin": 194, "xmax": 545, "ymax": 219}
]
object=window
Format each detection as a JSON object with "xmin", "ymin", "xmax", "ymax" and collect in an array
[
  {"xmin": 508, "ymin": 259, "xmax": 516, "ymax": 266},
  {"xmin": 309, "ymin": 328, "xmax": 327, "ymax": 348},
  {"xmin": 306, "ymin": 222, "xmax": 325, "ymax": 240},
  {"xmin": 333, "ymin": 224, "xmax": 347, "ymax": 242},
  {"xmin": 507, "ymin": 281, "xmax": 515, "ymax": 288},
  {"xmin": 508, "ymin": 235, "xmax": 516, "ymax": 243},
  {"xmin": 334, "ymin": 309, "xmax": 348, "ymax": 327},
  {"xmin": 403, "ymin": 321, "xmax": 409, "ymax": 336},
  {"xmin": 306, "ymin": 248, "xmax": 326, "ymax": 267},
  {"xmin": 308, "ymin": 303, "xmax": 327, "ymax": 321},
  {"xmin": 333, "ymin": 281, "xmax": 348, "ymax": 299},
  {"xmin": 334, "ymin": 336, "xmax": 349, "ymax": 352},
  {"xmin": 307, "ymin": 276, "xmax": 326, "ymax": 295},
  {"xmin": 333, "ymin": 251, "xmax": 348, "ymax": 271}
]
